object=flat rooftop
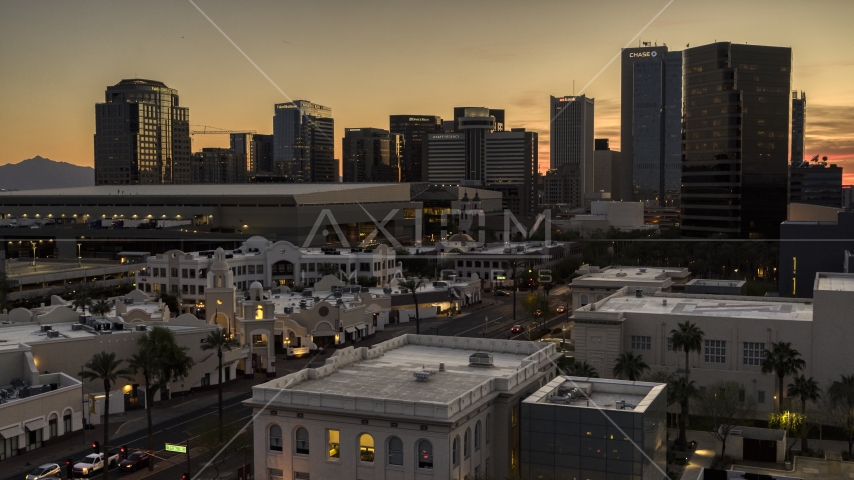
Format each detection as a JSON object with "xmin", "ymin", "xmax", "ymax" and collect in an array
[
  {"xmin": 523, "ymin": 376, "xmax": 664, "ymax": 413},
  {"xmin": 5, "ymin": 259, "xmax": 130, "ymax": 278},
  {"xmin": 686, "ymin": 279, "xmax": 746, "ymax": 287},
  {"xmin": 251, "ymin": 334, "xmax": 558, "ymax": 420},
  {"xmin": 815, "ymin": 273, "xmax": 854, "ymax": 292},
  {"xmin": 0, "ymin": 183, "xmax": 406, "ymax": 197},
  {"xmin": 585, "ymin": 292, "xmax": 813, "ymax": 322},
  {"xmin": 573, "ymin": 266, "xmax": 688, "ymax": 285}
]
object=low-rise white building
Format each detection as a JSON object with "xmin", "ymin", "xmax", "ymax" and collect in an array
[
  {"xmin": 247, "ymin": 335, "xmax": 561, "ymax": 480},
  {"xmin": 555, "ymin": 201, "xmax": 657, "ymax": 237},
  {"xmin": 570, "ymin": 265, "xmax": 691, "ymax": 309}
]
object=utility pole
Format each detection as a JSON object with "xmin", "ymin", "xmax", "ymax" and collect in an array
[
  {"xmin": 186, "ymin": 436, "xmax": 191, "ymax": 479},
  {"xmin": 482, "ymin": 316, "xmax": 488, "ymax": 338}
]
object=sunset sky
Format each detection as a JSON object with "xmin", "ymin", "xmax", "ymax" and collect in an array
[{"xmin": 2, "ymin": 0, "xmax": 854, "ymax": 181}]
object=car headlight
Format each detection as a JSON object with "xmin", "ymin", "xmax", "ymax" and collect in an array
[{"xmin": 82, "ymin": 468, "xmax": 88, "ymax": 474}]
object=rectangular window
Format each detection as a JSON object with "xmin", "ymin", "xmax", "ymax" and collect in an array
[
  {"xmin": 198, "ymin": 285, "xmax": 204, "ymax": 295},
  {"xmin": 667, "ymin": 338, "xmax": 683, "ymax": 352},
  {"xmin": 294, "ymin": 473, "xmax": 310, "ymax": 480},
  {"xmin": 160, "ymin": 268, "xmax": 166, "ymax": 277},
  {"xmin": 758, "ymin": 391, "xmax": 766, "ymax": 404},
  {"xmin": 190, "ymin": 285, "xmax": 196, "ymax": 294},
  {"xmin": 328, "ymin": 430, "xmax": 340, "ymax": 459},
  {"xmin": 189, "ymin": 269, "xmax": 196, "ymax": 279},
  {"xmin": 257, "ymin": 265, "xmax": 264, "ymax": 274},
  {"xmin": 743, "ymin": 342, "xmax": 765, "ymax": 365},
  {"xmin": 631, "ymin": 336, "xmax": 651, "ymax": 350},
  {"xmin": 153, "ymin": 269, "xmax": 159, "ymax": 278},
  {"xmin": 181, "ymin": 269, "xmax": 188, "ymax": 278},
  {"xmin": 248, "ymin": 265, "xmax": 255, "ymax": 274},
  {"xmin": 182, "ymin": 285, "xmax": 189, "ymax": 294},
  {"xmin": 268, "ymin": 469, "xmax": 283, "ymax": 480},
  {"xmin": 704, "ymin": 340, "xmax": 726, "ymax": 363},
  {"xmin": 171, "ymin": 284, "xmax": 178, "ymax": 294},
  {"xmin": 360, "ymin": 263, "xmax": 370, "ymax": 272}
]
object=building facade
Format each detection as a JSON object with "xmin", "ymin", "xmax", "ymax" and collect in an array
[
  {"xmin": 342, "ymin": 128, "xmax": 403, "ymax": 183},
  {"xmin": 425, "ymin": 133, "xmax": 467, "ymax": 183},
  {"xmin": 550, "ymin": 95, "xmax": 595, "ymax": 196},
  {"xmin": 593, "ymin": 139, "xmax": 621, "ymax": 197},
  {"xmin": 789, "ymin": 162, "xmax": 843, "ymax": 208},
  {"xmin": 681, "ymin": 43, "xmax": 792, "ymax": 239},
  {"xmin": 484, "ymin": 129, "xmax": 539, "ymax": 216},
  {"xmin": 389, "ymin": 115, "xmax": 443, "ymax": 182},
  {"xmin": 231, "ymin": 133, "xmax": 274, "ymax": 175},
  {"xmin": 779, "ymin": 211, "xmax": 854, "ymax": 297},
  {"xmin": 569, "ymin": 265, "xmax": 691, "ymax": 309},
  {"xmin": 620, "ymin": 46, "xmax": 682, "ymax": 204},
  {"xmin": 273, "ymin": 101, "xmax": 335, "ymax": 182},
  {"xmin": 190, "ymin": 148, "xmax": 247, "ymax": 184},
  {"xmin": 791, "ymin": 91, "xmax": 806, "ymax": 163},
  {"xmin": 542, "ymin": 164, "xmax": 584, "ymax": 207},
  {"xmin": 94, "ymin": 79, "xmax": 191, "ymax": 185}
]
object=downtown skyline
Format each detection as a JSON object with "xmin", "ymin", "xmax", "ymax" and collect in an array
[{"xmin": 2, "ymin": 0, "xmax": 854, "ymax": 180}]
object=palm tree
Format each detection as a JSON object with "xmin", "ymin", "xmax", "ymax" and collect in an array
[
  {"xmin": 788, "ymin": 375, "xmax": 821, "ymax": 453},
  {"xmin": 401, "ymin": 278, "xmax": 425, "ymax": 334},
  {"xmin": 567, "ymin": 361, "xmax": 598, "ymax": 378},
  {"xmin": 200, "ymin": 329, "xmax": 239, "ymax": 441},
  {"xmin": 507, "ymin": 259, "xmax": 525, "ymax": 323},
  {"xmin": 671, "ymin": 376, "xmax": 699, "ymax": 447},
  {"xmin": 829, "ymin": 375, "xmax": 854, "ymax": 455},
  {"xmin": 670, "ymin": 321, "xmax": 705, "ymax": 376},
  {"xmin": 761, "ymin": 342, "xmax": 806, "ymax": 412},
  {"xmin": 92, "ymin": 299, "xmax": 111, "ymax": 317},
  {"xmin": 79, "ymin": 352, "xmax": 133, "ymax": 480},
  {"xmin": 612, "ymin": 351, "xmax": 650, "ymax": 381},
  {"xmin": 127, "ymin": 346, "xmax": 158, "ymax": 471},
  {"xmin": 72, "ymin": 291, "xmax": 93, "ymax": 314}
]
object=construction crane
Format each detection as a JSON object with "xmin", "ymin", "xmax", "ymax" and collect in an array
[{"xmin": 189, "ymin": 125, "xmax": 256, "ymax": 135}]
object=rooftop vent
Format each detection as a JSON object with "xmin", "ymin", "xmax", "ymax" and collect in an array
[
  {"xmin": 616, "ymin": 400, "xmax": 636, "ymax": 410},
  {"xmin": 549, "ymin": 395, "xmax": 570, "ymax": 404},
  {"xmin": 302, "ymin": 290, "xmax": 313, "ymax": 297},
  {"xmin": 46, "ymin": 330, "xmax": 59, "ymax": 338},
  {"xmin": 71, "ymin": 324, "xmax": 83, "ymax": 331},
  {"xmin": 663, "ymin": 299, "xmax": 668, "ymax": 306},
  {"xmin": 134, "ymin": 325, "xmax": 147, "ymax": 332},
  {"xmin": 469, "ymin": 352, "xmax": 494, "ymax": 367},
  {"xmin": 639, "ymin": 268, "xmax": 647, "ymax": 273},
  {"xmin": 41, "ymin": 325, "xmax": 52, "ymax": 332},
  {"xmin": 439, "ymin": 363, "xmax": 445, "ymax": 372},
  {"xmin": 616, "ymin": 272, "xmax": 628, "ymax": 277},
  {"xmin": 635, "ymin": 289, "xmax": 643, "ymax": 298}
]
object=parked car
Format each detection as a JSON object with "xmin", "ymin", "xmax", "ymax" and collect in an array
[
  {"xmin": 494, "ymin": 290, "xmax": 508, "ymax": 296},
  {"xmin": 119, "ymin": 451, "xmax": 150, "ymax": 472},
  {"xmin": 510, "ymin": 325, "xmax": 523, "ymax": 334},
  {"xmin": 74, "ymin": 453, "xmax": 119, "ymax": 477},
  {"xmin": 556, "ymin": 305, "xmax": 567, "ymax": 314},
  {"xmin": 534, "ymin": 310, "xmax": 543, "ymax": 317},
  {"xmin": 26, "ymin": 463, "xmax": 60, "ymax": 480}
]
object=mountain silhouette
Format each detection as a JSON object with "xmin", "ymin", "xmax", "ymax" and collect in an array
[{"xmin": 0, "ymin": 156, "xmax": 94, "ymax": 191}]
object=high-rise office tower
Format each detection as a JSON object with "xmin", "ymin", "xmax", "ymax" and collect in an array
[
  {"xmin": 456, "ymin": 107, "xmax": 498, "ymax": 183},
  {"xmin": 191, "ymin": 148, "xmax": 247, "ymax": 184},
  {"xmin": 593, "ymin": 138, "xmax": 621, "ymax": 196},
  {"xmin": 791, "ymin": 91, "xmax": 806, "ymax": 163},
  {"xmin": 485, "ymin": 128, "xmax": 538, "ymax": 216},
  {"xmin": 389, "ymin": 115, "xmax": 442, "ymax": 182},
  {"xmin": 342, "ymin": 128, "xmax": 403, "ymax": 182},
  {"xmin": 620, "ymin": 45, "xmax": 682, "ymax": 204},
  {"xmin": 424, "ymin": 133, "xmax": 466, "ymax": 183},
  {"xmin": 681, "ymin": 42, "xmax": 792, "ymax": 239},
  {"xmin": 94, "ymin": 79, "xmax": 190, "ymax": 185},
  {"xmin": 453, "ymin": 107, "xmax": 504, "ymax": 132},
  {"xmin": 252, "ymin": 134, "xmax": 274, "ymax": 174},
  {"xmin": 272, "ymin": 100, "xmax": 335, "ymax": 182},
  {"xmin": 550, "ymin": 95, "xmax": 595, "ymax": 197}
]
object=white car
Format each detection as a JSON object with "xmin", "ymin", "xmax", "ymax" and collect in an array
[
  {"xmin": 73, "ymin": 453, "xmax": 119, "ymax": 477},
  {"xmin": 26, "ymin": 463, "xmax": 60, "ymax": 480}
]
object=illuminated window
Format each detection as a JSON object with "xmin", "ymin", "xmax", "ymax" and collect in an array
[
  {"xmin": 417, "ymin": 440, "xmax": 433, "ymax": 469},
  {"xmin": 359, "ymin": 434, "xmax": 374, "ymax": 463},
  {"xmin": 792, "ymin": 278, "xmax": 796, "ymax": 296},
  {"xmin": 327, "ymin": 430, "xmax": 340, "ymax": 459},
  {"xmin": 793, "ymin": 257, "xmax": 797, "ymax": 274},
  {"xmin": 255, "ymin": 305, "xmax": 264, "ymax": 320}
]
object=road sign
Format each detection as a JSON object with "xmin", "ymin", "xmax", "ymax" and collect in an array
[{"xmin": 166, "ymin": 443, "xmax": 187, "ymax": 453}]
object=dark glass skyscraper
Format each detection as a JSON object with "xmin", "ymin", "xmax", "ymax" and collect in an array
[
  {"xmin": 94, "ymin": 79, "xmax": 190, "ymax": 185},
  {"xmin": 389, "ymin": 115, "xmax": 442, "ymax": 182},
  {"xmin": 273, "ymin": 100, "xmax": 335, "ymax": 182},
  {"xmin": 791, "ymin": 91, "xmax": 806, "ymax": 162},
  {"xmin": 550, "ymin": 95, "xmax": 594, "ymax": 200},
  {"xmin": 681, "ymin": 42, "xmax": 792, "ymax": 239},
  {"xmin": 342, "ymin": 128, "xmax": 403, "ymax": 182},
  {"xmin": 620, "ymin": 46, "xmax": 682, "ymax": 204}
]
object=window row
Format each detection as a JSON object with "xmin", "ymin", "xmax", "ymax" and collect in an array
[{"xmin": 269, "ymin": 426, "xmax": 433, "ymax": 469}]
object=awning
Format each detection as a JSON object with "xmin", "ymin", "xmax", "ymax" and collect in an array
[
  {"xmin": 312, "ymin": 330, "xmax": 337, "ymax": 337},
  {"xmin": 25, "ymin": 418, "xmax": 45, "ymax": 431},
  {"xmin": 344, "ymin": 326, "xmax": 356, "ymax": 334},
  {"xmin": 355, "ymin": 323, "xmax": 367, "ymax": 331},
  {"xmin": 0, "ymin": 425, "xmax": 24, "ymax": 439}
]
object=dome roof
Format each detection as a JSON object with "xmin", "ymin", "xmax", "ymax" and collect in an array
[
  {"xmin": 211, "ymin": 247, "xmax": 229, "ymax": 270},
  {"xmin": 250, "ymin": 281, "xmax": 263, "ymax": 290},
  {"xmin": 448, "ymin": 233, "xmax": 474, "ymax": 242}
]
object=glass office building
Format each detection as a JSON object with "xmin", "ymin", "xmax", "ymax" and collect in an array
[
  {"xmin": 389, "ymin": 115, "xmax": 443, "ymax": 182},
  {"xmin": 273, "ymin": 100, "xmax": 335, "ymax": 182},
  {"xmin": 681, "ymin": 43, "xmax": 792, "ymax": 238},
  {"xmin": 94, "ymin": 79, "xmax": 191, "ymax": 185}
]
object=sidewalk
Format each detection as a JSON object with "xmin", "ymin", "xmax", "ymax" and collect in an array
[{"xmin": 680, "ymin": 430, "xmax": 719, "ymax": 480}]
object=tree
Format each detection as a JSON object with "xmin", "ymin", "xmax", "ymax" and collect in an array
[
  {"xmin": 670, "ymin": 321, "xmax": 704, "ymax": 376},
  {"xmin": 318, "ymin": 263, "xmax": 347, "ymax": 283},
  {"xmin": 507, "ymin": 259, "xmax": 526, "ymax": 323},
  {"xmin": 828, "ymin": 375, "xmax": 854, "ymax": 455},
  {"xmin": 567, "ymin": 361, "xmax": 598, "ymax": 378},
  {"xmin": 79, "ymin": 352, "xmax": 133, "ymax": 480},
  {"xmin": 72, "ymin": 291, "xmax": 93, "ymax": 314},
  {"xmin": 694, "ymin": 381, "xmax": 756, "ymax": 462},
  {"xmin": 612, "ymin": 351, "xmax": 650, "ymax": 381},
  {"xmin": 401, "ymin": 278, "xmax": 425, "ymax": 334},
  {"xmin": 92, "ymin": 299, "xmax": 111, "ymax": 317},
  {"xmin": 768, "ymin": 411, "xmax": 806, "ymax": 461},
  {"xmin": 200, "ymin": 329, "xmax": 239, "ymax": 441},
  {"xmin": 521, "ymin": 291, "xmax": 550, "ymax": 331},
  {"xmin": 356, "ymin": 276, "xmax": 378, "ymax": 287},
  {"xmin": 158, "ymin": 292, "xmax": 180, "ymax": 316},
  {"xmin": 129, "ymin": 326, "xmax": 195, "ymax": 468},
  {"xmin": 672, "ymin": 376, "xmax": 699, "ymax": 447},
  {"xmin": 761, "ymin": 342, "xmax": 806, "ymax": 413},
  {"xmin": 787, "ymin": 375, "xmax": 821, "ymax": 453}
]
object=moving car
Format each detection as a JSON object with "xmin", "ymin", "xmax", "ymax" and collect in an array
[
  {"xmin": 510, "ymin": 325, "xmax": 522, "ymax": 334},
  {"xmin": 534, "ymin": 310, "xmax": 543, "ymax": 317},
  {"xmin": 494, "ymin": 290, "xmax": 508, "ymax": 296},
  {"xmin": 74, "ymin": 453, "xmax": 119, "ymax": 477},
  {"xmin": 26, "ymin": 463, "xmax": 60, "ymax": 480},
  {"xmin": 556, "ymin": 305, "xmax": 566, "ymax": 314},
  {"xmin": 119, "ymin": 451, "xmax": 150, "ymax": 473}
]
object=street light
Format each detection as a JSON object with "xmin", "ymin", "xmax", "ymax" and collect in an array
[
  {"xmin": 77, "ymin": 242, "xmax": 82, "ymax": 267},
  {"xmin": 30, "ymin": 241, "xmax": 37, "ymax": 267},
  {"xmin": 482, "ymin": 315, "xmax": 488, "ymax": 338}
]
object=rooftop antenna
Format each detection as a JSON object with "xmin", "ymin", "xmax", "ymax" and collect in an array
[{"xmin": 573, "ymin": 80, "xmax": 575, "ymax": 96}]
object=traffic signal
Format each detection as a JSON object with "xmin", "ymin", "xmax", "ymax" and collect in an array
[
  {"xmin": 65, "ymin": 459, "xmax": 73, "ymax": 478},
  {"xmin": 182, "ymin": 473, "xmax": 189, "ymax": 480},
  {"xmin": 92, "ymin": 441, "xmax": 100, "ymax": 453},
  {"xmin": 120, "ymin": 445, "xmax": 128, "ymax": 459}
]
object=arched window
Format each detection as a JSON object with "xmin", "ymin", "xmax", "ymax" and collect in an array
[
  {"xmin": 255, "ymin": 305, "xmax": 264, "ymax": 320},
  {"xmin": 269, "ymin": 425, "xmax": 282, "ymax": 452},
  {"xmin": 486, "ymin": 414, "xmax": 491, "ymax": 444},
  {"xmin": 475, "ymin": 421, "xmax": 481, "ymax": 450},
  {"xmin": 294, "ymin": 427, "xmax": 309, "ymax": 455},
  {"xmin": 359, "ymin": 434, "xmax": 375, "ymax": 463},
  {"xmin": 581, "ymin": 294, "xmax": 589, "ymax": 306},
  {"xmin": 464, "ymin": 428, "xmax": 471, "ymax": 458},
  {"xmin": 417, "ymin": 440, "xmax": 433, "ymax": 470},
  {"xmin": 452, "ymin": 436, "xmax": 459, "ymax": 466},
  {"xmin": 387, "ymin": 437, "xmax": 403, "ymax": 466}
]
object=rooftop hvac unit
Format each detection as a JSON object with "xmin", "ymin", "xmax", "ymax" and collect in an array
[
  {"xmin": 123, "ymin": 298, "xmax": 134, "ymax": 305},
  {"xmin": 549, "ymin": 395, "xmax": 570, "ymax": 404},
  {"xmin": 134, "ymin": 325, "xmax": 147, "ymax": 332},
  {"xmin": 46, "ymin": 330, "xmax": 59, "ymax": 338},
  {"xmin": 413, "ymin": 370, "xmax": 433, "ymax": 382},
  {"xmin": 635, "ymin": 289, "xmax": 643, "ymax": 298},
  {"xmin": 41, "ymin": 325, "xmax": 52, "ymax": 332},
  {"xmin": 113, "ymin": 323, "xmax": 124, "ymax": 331},
  {"xmin": 284, "ymin": 307, "xmax": 294, "ymax": 314},
  {"xmin": 302, "ymin": 290, "xmax": 313, "ymax": 297},
  {"xmin": 616, "ymin": 272, "xmax": 628, "ymax": 277},
  {"xmin": 639, "ymin": 268, "xmax": 647, "ymax": 273},
  {"xmin": 361, "ymin": 287, "xmax": 369, "ymax": 293},
  {"xmin": 616, "ymin": 400, "xmax": 636, "ymax": 410},
  {"xmin": 469, "ymin": 352, "xmax": 494, "ymax": 367},
  {"xmin": 71, "ymin": 324, "xmax": 83, "ymax": 331}
]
